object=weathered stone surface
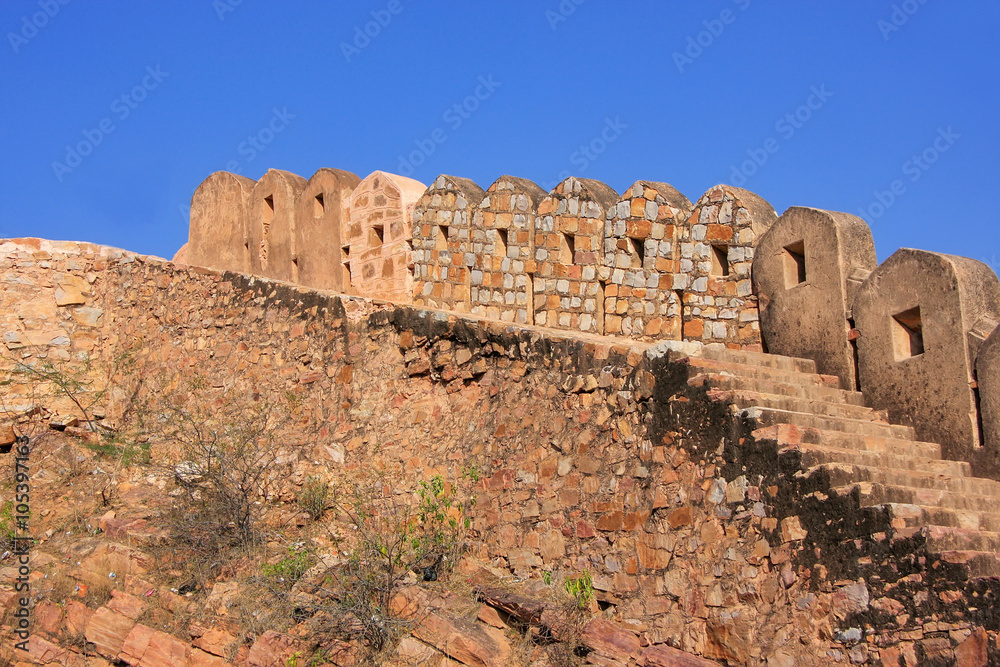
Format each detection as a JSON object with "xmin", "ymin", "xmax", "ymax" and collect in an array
[
  {"xmin": 412, "ymin": 611, "xmax": 511, "ymax": 667},
  {"xmin": 581, "ymin": 618, "xmax": 640, "ymax": 661},
  {"xmin": 186, "ymin": 171, "xmax": 256, "ymax": 274},
  {"xmin": 676, "ymin": 185, "xmax": 776, "ymax": 349},
  {"xmin": 470, "ymin": 175, "xmax": 547, "ymax": 325},
  {"xmin": 193, "ymin": 627, "xmax": 237, "ymax": 657},
  {"xmin": 534, "ymin": 177, "xmax": 618, "ymax": 334},
  {"xmin": 247, "ymin": 630, "xmax": 313, "ymax": 667},
  {"xmin": 119, "ymin": 624, "xmax": 191, "ymax": 666},
  {"xmin": 976, "ymin": 326, "xmax": 1000, "ymax": 463},
  {"xmin": 955, "ymin": 626, "xmax": 988, "ymax": 667},
  {"xmin": 642, "ymin": 643, "xmax": 720, "ymax": 666},
  {"xmin": 853, "ymin": 249, "xmax": 1000, "ymax": 472},
  {"xmin": 85, "ymin": 606, "xmax": 136, "ymax": 660},
  {"xmin": 412, "ymin": 174, "xmax": 486, "ymax": 313},
  {"xmin": 293, "ymin": 167, "xmax": 361, "ymax": 293},
  {"xmin": 754, "ymin": 207, "xmax": 877, "ymax": 386},
  {"xmin": 345, "ymin": 171, "xmax": 426, "ymax": 303},
  {"xmin": 248, "ymin": 169, "xmax": 307, "ymax": 283},
  {"xmin": 602, "ymin": 181, "xmax": 692, "ymax": 341}
]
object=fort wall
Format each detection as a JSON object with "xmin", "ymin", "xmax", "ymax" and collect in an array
[{"xmin": 7, "ymin": 238, "xmax": 1000, "ymax": 663}]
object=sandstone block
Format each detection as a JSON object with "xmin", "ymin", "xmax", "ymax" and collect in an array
[
  {"xmin": 186, "ymin": 171, "xmax": 256, "ymax": 274},
  {"xmin": 753, "ymin": 207, "xmax": 876, "ymax": 387},
  {"xmin": 249, "ymin": 169, "xmax": 307, "ymax": 283},
  {"xmin": 292, "ymin": 167, "xmax": 360, "ymax": 292},
  {"xmin": 853, "ymin": 249, "xmax": 1000, "ymax": 472}
]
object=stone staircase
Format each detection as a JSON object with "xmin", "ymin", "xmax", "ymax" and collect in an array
[{"xmin": 677, "ymin": 346, "xmax": 1000, "ymax": 576}]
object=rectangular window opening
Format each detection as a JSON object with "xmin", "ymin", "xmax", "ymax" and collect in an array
[
  {"xmin": 561, "ymin": 233, "xmax": 576, "ymax": 264},
  {"xmin": 263, "ymin": 195, "xmax": 274, "ymax": 223},
  {"xmin": 630, "ymin": 238, "xmax": 645, "ymax": 269},
  {"xmin": 313, "ymin": 193, "xmax": 325, "ymax": 218},
  {"xmin": 342, "ymin": 263, "xmax": 352, "ymax": 288},
  {"xmin": 710, "ymin": 244, "xmax": 730, "ymax": 277},
  {"xmin": 891, "ymin": 306, "xmax": 924, "ymax": 360},
  {"xmin": 783, "ymin": 241, "xmax": 806, "ymax": 288},
  {"xmin": 369, "ymin": 225, "xmax": 384, "ymax": 248},
  {"xmin": 436, "ymin": 225, "xmax": 449, "ymax": 251},
  {"xmin": 497, "ymin": 228, "xmax": 509, "ymax": 255}
]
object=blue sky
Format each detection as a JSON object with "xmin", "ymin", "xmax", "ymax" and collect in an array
[{"xmin": 1, "ymin": 1, "xmax": 997, "ymax": 270}]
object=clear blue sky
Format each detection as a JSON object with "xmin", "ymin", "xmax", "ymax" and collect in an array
[{"xmin": 1, "ymin": 1, "xmax": 997, "ymax": 270}]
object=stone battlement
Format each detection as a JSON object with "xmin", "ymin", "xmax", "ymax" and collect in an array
[
  {"xmin": 178, "ymin": 166, "xmax": 1000, "ymax": 480},
  {"xmin": 177, "ymin": 169, "xmax": 777, "ymax": 350}
]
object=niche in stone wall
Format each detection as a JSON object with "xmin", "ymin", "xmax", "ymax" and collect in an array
[
  {"xmin": 710, "ymin": 244, "xmax": 730, "ymax": 277},
  {"xmin": 891, "ymin": 306, "xmax": 924, "ymax": 360},
  {"xmin": 260, "ymin": 195, "xmax": 275, "ymax": 264},
  {"xmin": 783, "ymin": 240, "xmax": 807, "ymax": 288},
  {"xmin": 559, "ymin": 233, "xmax": 575, "ymax": 264}
]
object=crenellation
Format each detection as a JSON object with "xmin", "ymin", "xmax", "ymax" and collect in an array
[
  {"xmin": 753, "ymin": 207, "xmax": 877, "ymax": 389},
  {"xmin": 852, "ymin": 249, "xmax": 1000, "ymax": 475},
  {"xmin": 602, "ymin": 180, "xmax": 693, "ymax": 341},
  {"xmin": 293, "ymin": 168, "xmax": 360, "ymax": 293},
  {"xmin": 533, "ymin": 177, "xmax": 619, "ymax": 334},
  {"xmin": 183, "ymin": 171, "xmax": 256, "ymax": 274},
  {"xmin": 470, "ymin": 175, "xmax": 547, "ymax": 325},
  {"xmin": 677, "ymin": 185, "xmax": 776, "ymax": 349},
  {"xmin": 412, "ymin": 174, "xmax": 486, "ymax": 313},
  {"xmin": 345, "ymin": 171, "xmax": 426, "ymax": 303},
  {"xmin": 248, "ymin": 169, "xmax": 307, "ymax": 283}
]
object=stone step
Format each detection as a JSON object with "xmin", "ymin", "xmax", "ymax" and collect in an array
[
  {"xmin": 753, "ymin": 424, "xmax": 941, "ymax": 459},
  {"xmin": 692, "ymin": 372, "xmax": 867, "ymax": 407},
  {"xmin": 783, "ymin": 443, "xmax": 970, "ymax": 477},
  {"xmin": 812, "ymin": 463, "xmax": 1000, "ymax": 497},
  {"xmin": 741, "ymin": 406, "xmax": 916, "ymax": 440},
  {"xmin": 834, "ymin": 482, "xmax": 1000, "ymax": 514},
  {"xmin": 887, "ymin": 503, "xmax": 1000, "ymax": 533},
  {"xmin": 723, "ymin": 389, "xmax": 883, "ymax": 422},
  {"xmin": 894, "ymin": 525, "xmax": 1000, "ymax": 555},
  {"xmin": 697, "ymin": 345, "xmax": 818, "ymax": 375},
  {"xmin": 680, "ymin": 356, "xmax": 842, "ymax": 390}
]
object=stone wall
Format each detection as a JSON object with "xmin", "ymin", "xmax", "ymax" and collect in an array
[
  {"xmin": 470, "ymin": 175, "xmax": 547, "ymax": 325},
  {"xmin": 676, "ymin": 186, "xmax": 776, "ymax": 350},
  {"xmin": 412, "ymin": 175, "xmax": 485, "ymax": 313},
  {"xmin": 344, "ymin": 171, "xmax": 426, "ymax": 303},
  {"xmin": 601, "ymin": 181, "xmax": 693, "ymax": 341},
  {"xmin": 178, "ymin": 169, "xmax": 779, "ymax": 351},
  {"xmin": 533, "ymin": 177, "xmax": 619, "ymax": 334},
  {"xmin": 5, "ymin": 238, "xmax": 1000, "ymax": 664}
]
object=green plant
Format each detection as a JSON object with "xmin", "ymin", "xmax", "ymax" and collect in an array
[
  {"xmin": 319, "ymin": 473, "xmax": 474, "ymax": 655},
  {"xmin": 285, "ymin": 651, "xmax": 302, "ymax": 667},
  {"xmin": 542, "ymin": 571, "xmax": 552, "ymax": 586},
  {"xmin": 564, "ymin": 571, "xmax": 594, "ymax": 609},
  {"xmin": 0, "ymin": 501, "xmax": 16, "ymax": 552},
  {"xmin": 262, "ymin": 543, "xmax": 314, "ymax": 586},
  {"xmin": 296, "ymin": 476, "xmax": 330, "ymax": 521}
]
